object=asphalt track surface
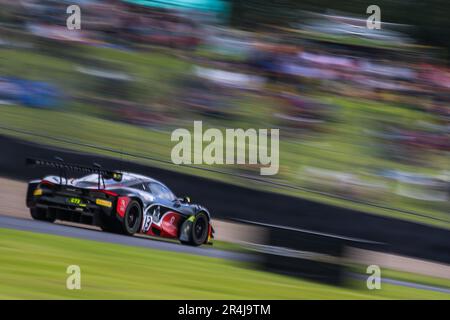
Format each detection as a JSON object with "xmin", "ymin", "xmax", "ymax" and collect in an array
[
  {"xmin": 0, "ymin": 214, "xmax": 254, "ymax": 262},
  {"xmin": 350, "ymin": 274, "xmax": 450, "ymax": 295}
]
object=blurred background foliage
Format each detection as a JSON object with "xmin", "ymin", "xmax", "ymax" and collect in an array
[
  {"xmin": 0, "ymin": 0, "xmax": 448, "ymax": 227},
  {"xmin": 232, "ymin": 0, "xmax": 450, "ymax": 58}
]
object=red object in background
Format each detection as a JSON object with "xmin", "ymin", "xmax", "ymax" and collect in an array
[
  {"xmin": 116, "ymin": 196, "xmax": 130, "ymax": 217},
  {"xmin": 208, "ymin": 224, "xmax": 212, "ymax": 241}
]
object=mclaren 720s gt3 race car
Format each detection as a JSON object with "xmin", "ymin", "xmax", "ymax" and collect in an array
[{"xmin": 25, "ymin": 158, "xmax": 214, "ymax": 246}]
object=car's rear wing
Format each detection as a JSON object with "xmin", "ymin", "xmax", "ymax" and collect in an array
[{"xmin": 26, "ymin": 157, "xmax": 123, "ymax": 188}]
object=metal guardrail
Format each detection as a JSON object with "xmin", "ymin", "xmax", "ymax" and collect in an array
[{"xmin": 1, "ymin": 124, "xmax": 448, "ymax": 224}]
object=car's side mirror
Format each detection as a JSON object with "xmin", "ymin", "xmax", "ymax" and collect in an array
[{"xmin": 182, "ymin": 196, "xmax": 191, "ymax": 204}]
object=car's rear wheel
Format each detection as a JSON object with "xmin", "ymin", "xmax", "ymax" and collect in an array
[
  {"xmin": 100, "ymin": 200, "xmax": 142, "ymax": 236},
  {"xmin": 122, "ymin": 200, "xmax": 142, "ymax": 235},
  {"xmin": 180, "ymin": 212, "xmax": 208, "ymax": 246},
  {"xmin": 30, "ymin": 207, "xmax": 55, "ymax": 222}
]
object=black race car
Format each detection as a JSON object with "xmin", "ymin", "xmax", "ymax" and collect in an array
[{"xmin": 25, "ymin": 158, "xmax": 214, "ymax": 246}]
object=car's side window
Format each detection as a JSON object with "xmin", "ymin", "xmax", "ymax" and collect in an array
[
  {"xmin": 148, "ymin": 183, "xmax": 163, "ymax": 198},
  {"xmin": 160, "ymin": 185, "xmax": 176, "ymax": 201},
  {"xmin": 148, "ymin": 183, "xmax": 175, "ymax": 201},
  {"xmin": 131, "ymin": 183, "xmax": 146, "ymax": 191}
]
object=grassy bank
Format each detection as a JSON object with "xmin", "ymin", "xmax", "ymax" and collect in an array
[{"xmin": 0, "ymin": 44, "xmax": 448, "ymax": 228}]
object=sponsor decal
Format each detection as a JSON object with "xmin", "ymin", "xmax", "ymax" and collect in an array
[
  {"xmin": 96, "ymin": 199, "xmax": 112, "ymax": 207},
  {"xmin": 68, "ymin": 197, "xmax": 86, "ymax": 207},
  {"xmin": 142, "ymin": 208, "xmax": 153, "ymax": 233},
  {"xmin": 117, "ymin": 197, "xmax": 130, "ymax": 217},
  {"xmin": 69, "ymin": 197, "xmax": 81, "ymax": 205}
]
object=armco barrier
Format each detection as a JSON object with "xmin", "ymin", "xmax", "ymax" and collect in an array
[{"xmin": 235, "ymin": 220, "xmax": 385, "ymax": 285}]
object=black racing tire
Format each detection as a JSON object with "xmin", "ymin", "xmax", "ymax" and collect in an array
[
  {"xmin": 30, "ymin": 207, "xmax": 55, "ymax": 223},
  {"xmin": 180, "ymin": 212, "xmax": 209, "ymax": 246},
  {"xmin": 99, "ymin": 200, "xmax": 142, "ymax": 235},
  {"xmin": 121, "ymin": 200, "xmax": 142, "ymax": 236}
]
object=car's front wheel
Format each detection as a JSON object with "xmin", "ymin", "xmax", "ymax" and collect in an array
[
  {"xmin": 30, "ymin": 207, "xmax": 55, "ymax": 222},
  {"xmin": 180, "ymin": 212, "xmax": 209, "ymax": 246}
]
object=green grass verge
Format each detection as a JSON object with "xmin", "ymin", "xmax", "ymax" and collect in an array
[
  {"xmin": 0, "ymin": 228, "xmax": 449, "ymax": 299},
  {"xmin": 348, "ymin": 264, "xmax": 450, "ymax": 292}
]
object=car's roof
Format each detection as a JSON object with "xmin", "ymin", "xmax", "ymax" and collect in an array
[
  {"xmin": 120, "ymin": 172, "xmax": 172, "ymax": 190},
  {"xmin": 120, "ymin": 172, "xmax": 157, "ymax": 183},
  {"xmin": 77, "ymin": 172, "xmax": 169, "ymax": 189}
]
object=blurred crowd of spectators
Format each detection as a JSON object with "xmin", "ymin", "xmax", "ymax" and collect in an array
[
  {"xmin": 2, "ymin": 0, "xmax": 201, "ymax": 48},
  {"xmin": 0, "ymin": 0, "xmax": 449, "ymax": 209}
]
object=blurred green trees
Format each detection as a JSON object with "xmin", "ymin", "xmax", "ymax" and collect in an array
[{"xmin": 231, "ymin": 0, "xmax": 450, "ymax": 58}]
